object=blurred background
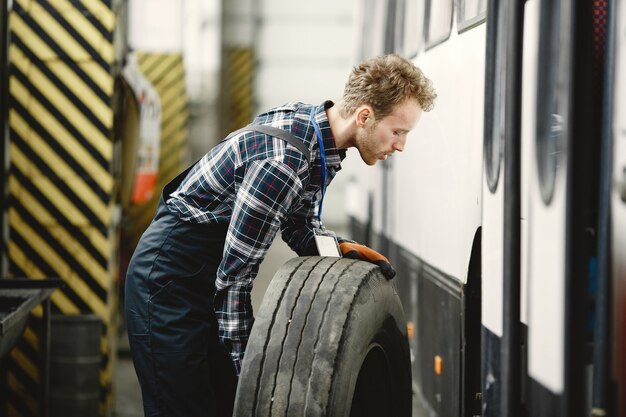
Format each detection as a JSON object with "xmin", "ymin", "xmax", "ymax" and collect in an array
[
  {"xmin": 122, "ymin": 0, "xmax": 360, "ymax": 305},
  {"xmin": 0, "ymin": 0, "xmax": 363, "ymax": 415},
  {"xmin": 3, "ymin": 0, "xmax": 625, "ymax": 416}
]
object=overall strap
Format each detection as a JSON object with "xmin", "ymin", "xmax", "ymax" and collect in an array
[
  {"xmin": 163, "ymin": 125, "xmax": 311, "ymax": 198},
  {"xmin": 224, "ymin": 124, "xmax": 311, "ymax": 168}
]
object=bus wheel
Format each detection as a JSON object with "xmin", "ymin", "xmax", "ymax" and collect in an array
[{"xmin": 233, "ymin": 256, "xmax": 412, "ymax": 417}]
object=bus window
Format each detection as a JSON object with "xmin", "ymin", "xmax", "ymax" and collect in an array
[
  {"xmin": 484, "ymin": 0, "xmax": 507, "ymax": 193},
  {"xmin": 425, "ymin": 0, "xmax": 453, "ymax": 48},
  {"xmin": 403, "ymin": 0, "xmax": 426, "ymax": 58},
  {"xmin": 457, "ymin": 0, "xmax": 487, "ymax": 33},
  {"xmin": 536, "ymin": 1, "xmax": 566, "ymax": 204}
]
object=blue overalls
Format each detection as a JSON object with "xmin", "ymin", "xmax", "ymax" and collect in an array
[
  {"xmin": 125, "ymin": 170, "xmax": 236, "ymax": 417},
  {"xmin": 124, "ymin": 124, "xmax": 311, "ymax": 417}
]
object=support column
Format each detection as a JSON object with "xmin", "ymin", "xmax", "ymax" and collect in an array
[{"xmin": 220, "ymin": 0, "xmax": 256, "ymax": 137}]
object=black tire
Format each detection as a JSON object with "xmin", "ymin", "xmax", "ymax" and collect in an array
[{"xmin": 234, "ymin": 256, "xmax": 411, "ymax": 417}]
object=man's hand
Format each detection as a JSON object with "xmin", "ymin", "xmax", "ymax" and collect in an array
[{"xmin": 339, "ymin": 242, "xmax": 396, "ymax": 279}]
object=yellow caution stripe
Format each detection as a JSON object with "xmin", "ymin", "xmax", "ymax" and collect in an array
[
  {"xmin": 223, "ymin": 47, "xmax": 254, "ymax": 134},
  {"xmin": 6, "ymin": 1, "xmax": 119, "ymax": 415}
]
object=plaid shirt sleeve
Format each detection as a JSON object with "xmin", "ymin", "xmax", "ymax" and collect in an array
[
  {"xmin": 280, "ymin": 188, "xmax": 322, "ymax": 255},
  {"xmin": 281, "ymin": 165, "xmax": 353, "ymax": 254},
  {"xmin": 214, "ymin": 158, "xmax": 303, "ymax": 374}
]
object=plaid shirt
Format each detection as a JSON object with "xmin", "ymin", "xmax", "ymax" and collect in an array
[{"xmin": 167, "ymin": 101, "xmax": 345, "ymax": 373}]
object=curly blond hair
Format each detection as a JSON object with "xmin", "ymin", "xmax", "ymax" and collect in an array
[{"xmin": 340, "ymin": 54, "xmax": 436, "ymax": 119}]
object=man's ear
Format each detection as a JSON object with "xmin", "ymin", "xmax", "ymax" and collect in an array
[{"xmin": 355, "ymin": 105, "xmax": 374, "ymax": 127}]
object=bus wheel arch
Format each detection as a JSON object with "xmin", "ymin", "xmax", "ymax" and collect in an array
[{"xmin": 464, "ymin": 227, "xmax": 482, "ymax": 416}]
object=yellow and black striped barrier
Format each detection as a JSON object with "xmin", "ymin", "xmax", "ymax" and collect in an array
[
  {"xmin": 221, "ymin": 47, "xmax": 254, "ymax": 136},
  {"xmin": 5, "ymin": 0, "xmax": 121, "ymax": 415}
]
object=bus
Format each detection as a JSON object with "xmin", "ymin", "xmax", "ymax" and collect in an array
[{"xmin": 345, "ymin": 0, "xmax": 626, "ymax": 416}]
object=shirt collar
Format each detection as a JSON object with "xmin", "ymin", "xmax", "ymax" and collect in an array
[{"xmin": 311, "ymin": 100, "xmax": 346, "ymax": 168}]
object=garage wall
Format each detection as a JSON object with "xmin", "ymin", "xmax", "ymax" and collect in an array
[{"xmin": 255, "ymin": 0, "xmax": 358, "ymax": 227}]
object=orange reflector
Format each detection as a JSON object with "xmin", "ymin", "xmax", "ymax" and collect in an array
[
  {"xmin": 434, "ymin": 355, "xmax": 443, "ymax": 375},
  {"xmin": 132, "ymin": 172, "xmax": 157, "ymax": 204},
  {"xmin": 406, "ymin": 321, "xmax": 415, "ymax": 339}
]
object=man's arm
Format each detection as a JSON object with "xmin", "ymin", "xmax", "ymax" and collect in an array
[
  {"xmin": 280, "ymin": 190, "xmax": 321, "ymax": 256},
  {"xmin": 281, "ymin": 182, "xmax": 396, "ymax": 279},
  {"xmin": 280, "ymin": 187, "xmax": 355, "ymax": 256},
  {"xmin": 214, "ymin": 158, "xmax": 302, "ymax": 374}
]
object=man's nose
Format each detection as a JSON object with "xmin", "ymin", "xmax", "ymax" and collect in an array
[{"xmin": 392, "ymin": 138, "xmax": 406, "ymax": 152}]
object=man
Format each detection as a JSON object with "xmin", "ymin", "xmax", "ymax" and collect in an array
[{"xmin": 125, "ymin": 53, "xmax": 436, "ymax": 417}]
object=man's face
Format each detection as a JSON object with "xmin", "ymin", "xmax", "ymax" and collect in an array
[{"xmin": 355, "ymin": 99, "xmax": 423, "ymax": 166}]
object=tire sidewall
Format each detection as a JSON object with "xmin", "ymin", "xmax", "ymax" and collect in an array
[{"xmin": 327, "ymin": 272, "xmax": 412, "ymax": 417}]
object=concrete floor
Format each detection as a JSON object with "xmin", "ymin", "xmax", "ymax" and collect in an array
[
  {"xmin": 112, "ymin": 353, "xmax": 143, "ymax": 417},
  {"xmin": 112, "ymin": 228, "xmax": 429, "ymax": 417}
]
